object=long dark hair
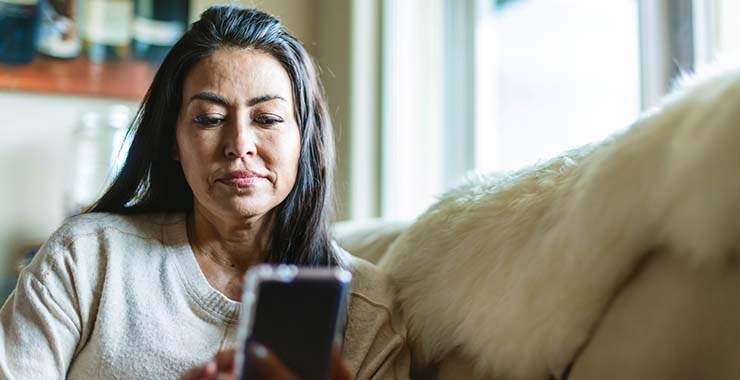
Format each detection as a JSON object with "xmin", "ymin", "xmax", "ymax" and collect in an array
[{"xmin": 89, "ymin": 6, "xmax": 338, "ymax": 266}]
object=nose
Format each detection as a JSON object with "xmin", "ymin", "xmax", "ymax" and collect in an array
[{"xmin": 224, "ymin": 116, "xmax": 257, "ymax": 158}]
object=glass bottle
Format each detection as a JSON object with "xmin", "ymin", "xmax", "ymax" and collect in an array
[
  {"xmin": 132, "ymin": 0, "xmax": 188, "ymax": 63},
  {"xmin": 0, "ymin": 0, "xmax": 40, "ymax": 64}
]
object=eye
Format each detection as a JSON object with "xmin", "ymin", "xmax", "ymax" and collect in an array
[
  {"xmin": 193, "ymin": 115, "xmax": 224, "ymax": 127},
  {"xmin": 254, "ymin": 114, "xmax": 283, "ymax": 126}
]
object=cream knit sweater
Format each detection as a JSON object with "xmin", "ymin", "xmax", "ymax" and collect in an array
[{"xmin": 0, "ymin": 213, "xmax": 409, "ymax": 380}]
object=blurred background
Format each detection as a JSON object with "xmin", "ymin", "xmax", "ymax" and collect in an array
[{"xmin": 0, "ymin": 0, "xmax": 738, "ymax": 298}]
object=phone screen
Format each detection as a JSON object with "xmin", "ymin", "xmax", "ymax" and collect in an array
[{"xmin": 240, "ymin": 277, "xmax": 348, "ymax": 380}]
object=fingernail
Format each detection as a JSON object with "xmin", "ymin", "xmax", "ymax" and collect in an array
[{"xmin": 250, "ymin": 342, "xmax": 268, "ymax": 359}]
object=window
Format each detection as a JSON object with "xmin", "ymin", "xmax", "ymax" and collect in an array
[
  {"xmin": 695, "ymin": 0, "xmax": 740, "ymax": 61},
  {"xmin": 475, "ymin": 0, "xmax": 641, "ymax": 172},
  {"xmin": 377, "ymin": 0, "xmax": 737, "ymax": 219},
  {"xmin": 381, "ymin": 0, "xmax": 446, "ymax": 219}
]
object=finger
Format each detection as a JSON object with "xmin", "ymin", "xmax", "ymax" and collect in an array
[
  {"xmin": 181, "ymin": 360, "xmax": 217, "ymax": 380},
  {"xmin": 214, "ymin": 348, "xmax": 237, "ymax": 372},
  {"xmin": 246, "ymin": 341, "xmax": 298, "ymax": 380},
  {"xmin": 330, "ymin": 345, "xmax": 353, "ymax": 380}
]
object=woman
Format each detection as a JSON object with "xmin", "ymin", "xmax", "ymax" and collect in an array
[{"xmin": 0, "ymin": 6, "xmax": 409, "ymax": 380}]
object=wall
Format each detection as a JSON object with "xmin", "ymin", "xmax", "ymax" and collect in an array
[
  {"xmin": 313, "ymin": 0, "xmax": 353, "ymax": 220},
  {"xmin": 0, "ymin": 92, "xmax": 137, "ymax": 274}
]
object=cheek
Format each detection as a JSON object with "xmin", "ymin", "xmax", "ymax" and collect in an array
[
  {"xmin": 265, "ymin": 128, "xmax": 301, "ymax": 191},
  {"xmin": 282, "ymin": 130, "xmax": 302, "ymax": 180},
  {"xmin": 179, "ymin": 127, "xmax": 218, "ymax": 159},
  {"xmin": 176, "ymin": 127, "xmax": 215, "ymax": 183}
]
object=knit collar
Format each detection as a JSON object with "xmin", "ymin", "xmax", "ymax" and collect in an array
[{"xmin": 163, "ymin": 213, "xmax": 241, "ymax": 323}]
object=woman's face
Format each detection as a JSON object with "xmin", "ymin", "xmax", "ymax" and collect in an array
[{"xmin": 176, "ymin": 48, "xmax": 301, "ymax": 222}]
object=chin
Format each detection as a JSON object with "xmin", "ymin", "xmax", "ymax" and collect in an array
[
  {"xmin": 199, "ymin": 193, "xmax": 282, "ymax": 221},
  {"xmin": 228, "ymin": 202, "xmax": 276, "ymax": 220}
]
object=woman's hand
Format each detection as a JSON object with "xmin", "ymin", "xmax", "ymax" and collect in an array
[
  {"xmin": 181, "ymin": 342, "xmax": 353, "ymax": 380},
  {"xmin": 181, "ymin": 348, "xmax": 241, "ymax": 380}
]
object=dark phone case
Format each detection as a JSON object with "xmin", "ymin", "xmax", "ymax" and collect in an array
[{"xmin": 238, "ymin": 267, "xmax": 351, "ymax": 380}]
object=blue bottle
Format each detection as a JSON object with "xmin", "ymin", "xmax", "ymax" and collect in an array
[{"xmin": 0, "ymin": 0, "xmax": 40, "ymax": 64}]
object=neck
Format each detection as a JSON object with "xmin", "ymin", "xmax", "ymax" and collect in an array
[
  {"xmin": 187, "ymin": 205, "xmax": 273, "ymax": 300},
  {"xmin": 187, "ymin": 205, "xmax": 272, "ymax": 273}
]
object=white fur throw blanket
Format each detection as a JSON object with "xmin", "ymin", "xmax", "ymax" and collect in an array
[{"xmin": 379, "ymin": 62, "xmax": 740, "ymax": 379}]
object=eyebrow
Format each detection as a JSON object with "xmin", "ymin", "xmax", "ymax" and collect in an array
[
  {"xmin": 247, "ymin": 94, "xmax": 287, "ymax": 106},
  {"xmin": 188, "ymin": 92, "xmax": 287, "ymax": 107}
]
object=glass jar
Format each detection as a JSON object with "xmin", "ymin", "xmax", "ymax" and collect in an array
[{"xmin": 66, "ymin": 104, "xmax": 131, "ymax": 216}]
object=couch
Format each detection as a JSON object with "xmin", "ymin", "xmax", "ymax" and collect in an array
[{"xmin": 334, "ymin": 60, "xmax": 740, "ymax": 380}]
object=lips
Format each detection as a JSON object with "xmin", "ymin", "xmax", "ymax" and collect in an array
[{"xmin": 216, "ymin": 170, "xmax": 267, "ymax": 188}]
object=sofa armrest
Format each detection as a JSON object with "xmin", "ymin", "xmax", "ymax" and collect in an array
[{"xmin": 332, "ymin": 219, "xmax": 411, "ymax": 264}]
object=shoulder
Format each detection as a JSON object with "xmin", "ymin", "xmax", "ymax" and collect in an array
[
  {"xmin": 335, "ymin": 244, "xmax": 397, "ymax": 311},
  {"xmin": 28, "ymin": 212, "xmax": 184, "ymax": 277},
  {"xmin": 51, "ymin": 212, "xmax": 182, "ymax": 245},
  {"xmin": 334, "ymin": 243, "xmax": 406, "ymax": 337}
]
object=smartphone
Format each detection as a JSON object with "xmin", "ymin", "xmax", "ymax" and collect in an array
[{"xmin": 235, "ymin": 264, "xmax": 352, "ymax": 380}]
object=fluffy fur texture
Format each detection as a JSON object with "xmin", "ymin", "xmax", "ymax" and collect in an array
[{"xmin": 379, "ymin": 61, "xmax": 740, "ymax": 379}]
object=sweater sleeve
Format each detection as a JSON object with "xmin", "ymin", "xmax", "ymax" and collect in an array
[
  {"xmin": 338, "ymin": 249, "xmax": 412, "ymax": 380},
  {"xmin": 0, "ymin": 235, "xmax": 84, "ymax": 380},
  {"xmin": 343, "ymin": 293, "xmax": 411, "ymax": 380}
]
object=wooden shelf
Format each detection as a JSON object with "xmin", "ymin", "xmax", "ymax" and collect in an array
[{"xmin": 0, "ymin": 55, "xmax": 157, "ymax": 101}]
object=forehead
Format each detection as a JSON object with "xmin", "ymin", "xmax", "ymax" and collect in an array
[{"xmin": 182, "ymin": 48, "xmax": 294, "ymax": 103}]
